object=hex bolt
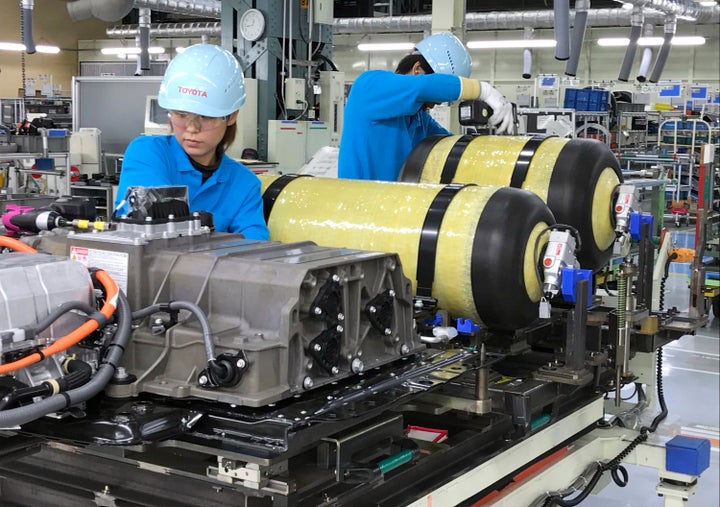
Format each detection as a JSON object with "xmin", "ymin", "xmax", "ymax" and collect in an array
[
  {"xmin": 384, "ymin": 328, "xmax": 392, "ymax": 336},
  {"xmin": 330, "ymin": 366, "xmax": 339, "ymax": 375},
  {"xmin": 313, "ymin": 343, "xmax": 322, "ymax": 352},
  {"xmin": 198, "ymin": 375, "xmax": 208, "ymax": 386},
  {"xmin": 314, "ymin": 307, "xmax": 323, "ymax": 315},
  {"xmin": 400, "ymin": 344, "xmax": 410, "ymax": 355},
  {"xmin": 236, "ymin": 358, "xmax": 246, "ymax": 369},
  {"xmin": 303, "ymin": 376, "xmax": 314, "ymax": 389},
  {"xmin": 351, "ymin": 358, "xmax": 364, "ymax": 373},
  {"xmin": 114, "ymin": 366, "xmax": 128, "ymax": 380},
  {"xmin": 338, "ymin": 313, "xmax": 345, "ymax": 321},
  {"xmin": 368, "ymin": 306, "xmax": 376, "ymax": 314},
  {"xmin": 389, "ymin": 290, "xmax": 395, "ymax": 297},
  {"xmin": 332, "ymin": 274, "xmax": 340, "ymax": 282},
  {"xmin": 336, "ymin": 325, "xmax": 344, "ymax": 333}
]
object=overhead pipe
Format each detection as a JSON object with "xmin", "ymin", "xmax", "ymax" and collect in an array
[
  {"xmin": 66, "ymin": 0, "xmax": 134, "ymax": 22},
  {"xmin": 565, "ymin": 0, "xmax": 590, "ymax": 76},
  {"xmin": 649, "ymin": 15, "xmax": 676, "ymax": 83},
  {"xmin": 332, "ymin": 7, "xmax": 718, "ymax": 33},
  {"xmin": 132, "ymin": 0, "xmax": 220, "ymax": 18},
  {"xmin": 522, "ymin": 27, "xmax": 534, "ymax": 79},
  {"xmin": 107, "ymin": 22, "xmax": 220, "ymax": 38},
  {"xmin": 618, "ymin": 7, "xmax": 644, "ymax": 82},
  {"xmin": 554, "ymin": 0, "xmax": 571, "ymax": 60},
  {"xmin": 136, "ymin": 8, "xmax": 151, "ymax": 74},
  {"xmin": 21, "ymin": 0, "xmax": 35, "ymax": 54},
  {"xmin": 610, "ymin": 0, "xmax": 703, "ymax": 19},
  {"xmin": 636, "ymin": 23, "xmax": 654, "ymax": 82},
  {"xmin": 106, "ymin": 7, "xmax": 720, "ymax": 40}
]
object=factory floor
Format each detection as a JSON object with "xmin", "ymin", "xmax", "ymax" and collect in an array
[{"xmin": 583, "ymin": 243, "xmax": 720, "ymax": 506}]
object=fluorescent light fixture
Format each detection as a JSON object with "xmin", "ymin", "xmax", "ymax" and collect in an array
[
  {"xmin": 175, "ymin": 47, "xmax": 186, "ymax": 54},
  {"xmin": 467, "ymin": 39, "xmax": 557, "ymax": 49},
  {"xmin": 597, "ymin": 36, "xmax": 706, "ymax": 46},
  {"xmin": 620, "ymin": 2, "xmax": 634, "ymax": 9},
  {"xmin": 357, "ymin": 42, "xmax": 415, "ymax": 51},
  {"xmin": 0, "ymin": 42, "xmax": 59, "ymax": 53},
  {"xmin": 101, "ymin": 46, "xmax": 165, "ymax": 55},
  {"xmin": 0, "ymin": 42, "xmax": 25, "ymax": 51},
  {"xmin": 699, "ymin": 1, "xmax": 717, "ymax": 6},
  {"xmin": 36, "ymin": 45, "xmax": 60, "ymax": 54}
]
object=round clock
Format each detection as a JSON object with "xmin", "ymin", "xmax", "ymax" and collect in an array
[{"xmin": 240, "ymin": 8, "xmax": 266, "ymax": 42}]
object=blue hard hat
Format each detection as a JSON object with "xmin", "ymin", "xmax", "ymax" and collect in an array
[
  {"xmin": 415, "ymin": 32, "xmax": 472, "ymax": 78},
  {"xmin": 158, "ymin": 44, "xmax": 246, "ymax": 117}
]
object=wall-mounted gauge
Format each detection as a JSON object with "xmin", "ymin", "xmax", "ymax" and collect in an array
[{"xmin": 239, "ymin": 8, "xmax": 266, "ymax": 42}]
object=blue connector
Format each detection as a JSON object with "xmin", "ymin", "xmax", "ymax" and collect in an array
[
  {"xmin": 456, "ymin": 318, "xmax": 481, "ymax": 334},
  {"xmin": 423, "ymin": 313, "xmax": 443, "ymax": 326},
  {"xmin": 629, "ymin": 212, "xmax": 654, "ymax": 241},
  {"xmin": 560, "ymin": 267, "xmax": 593, "ymax": 306}
]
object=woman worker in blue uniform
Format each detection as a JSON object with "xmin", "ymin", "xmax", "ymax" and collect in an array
[
  {"xmin": 338, "ymin": 32, "xmax": 513, "ymax": 181},
  {"xmin": 114, "ymin": 43, "xmax": 269, "ymax": 240}
]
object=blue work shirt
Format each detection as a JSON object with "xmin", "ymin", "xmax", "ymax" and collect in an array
[
  {"xmin": 338, "ymin": 70, "xmax": 462, "ymax": 181},
  {"xmin": 114, "ymin": 135, "xmax": 269, "ymax": 240}
]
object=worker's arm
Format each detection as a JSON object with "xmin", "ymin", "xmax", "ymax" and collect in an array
[
  {"xmin": 458, "ymin": 78, "xmax": 514, "ymax": 134},
  {"xmin": 350, "ymin": 71, "xmax": 462, "ymax": 120},
  {"xmin": 114, "ymin": 136, "xmax": 176, "ymax": 214}
]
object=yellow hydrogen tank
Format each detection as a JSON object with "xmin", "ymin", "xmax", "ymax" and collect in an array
[
  {"xmin": 260, "ymin": 175, "xmax": 555, "ymax": 331},
  {"xmin": 400, "ymin": 135, "xmax": 622, "ymax": 272}
]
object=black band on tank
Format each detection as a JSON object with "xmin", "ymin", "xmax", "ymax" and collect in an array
[
  {"xmin": 509, "ymin": 135, "xmax": 549, "ymax": 188},
  {"xmin": 398, "ymin": 134, "xmax": 448, "ymax": 182},
  {"xmin": 439, "ymin": 135, "xmax": 474, "ymax": 184},
  {"xmin": 261, "ymin": 174, "xmax": 311, "ymax": 223},
  {"xmin": 546, "ymin": 139, "xmax": 623, "ymax": 271},
  {"xmin": 471, "ymin": 187, "xmax": 555, "ymax": 331},
  {"xmin": 416, "ymin": 183, "xmax": 470, "ymax": 299}
]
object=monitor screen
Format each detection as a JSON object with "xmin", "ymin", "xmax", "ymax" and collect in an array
[
  {"xmin": 658, "ymin": 84, "xmax": 682, "ymax": 98},
  {"xmin": 539, "ymin": 76, "xmax": 557, "ymax": 88},
  {"xmin": 144, "ymin": 95, "xmax": 171, "ymax": 135}
]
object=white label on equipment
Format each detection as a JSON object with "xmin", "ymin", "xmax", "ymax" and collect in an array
[
  {"xmin": 536, "ymin": 115, "xmax": 554, "ymax": 129},
  {"xmin": 69, "ymin": 246, "xmax": 129, "ymax": 294}
]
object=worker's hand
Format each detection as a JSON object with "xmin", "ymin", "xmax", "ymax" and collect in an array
[{"xmin": 478, "ymin": 82, "xmax": 514, "ymax": 135}]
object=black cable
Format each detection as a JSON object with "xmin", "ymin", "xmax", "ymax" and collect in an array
[{"xmin": 545, "ymin": 348, "xmax": 668, "ymax": 506}]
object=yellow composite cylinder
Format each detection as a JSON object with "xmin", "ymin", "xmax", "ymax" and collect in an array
[
  {"xmin": 401, "ymin": 135, "xmax": 622, "ymax": 271},
  {"xmin": 260, "ymin": 175, "xmax": 555, "ymax": 331}
]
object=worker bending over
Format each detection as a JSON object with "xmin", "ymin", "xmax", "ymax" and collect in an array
[{"xmin": 338, "ymin": 32, "xmax": 513, "ymax": 181}]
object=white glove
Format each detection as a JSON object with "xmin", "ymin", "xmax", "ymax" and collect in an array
[{"xmin": 478, "ymin": 81, "xmax": 514, "ymax": 135}]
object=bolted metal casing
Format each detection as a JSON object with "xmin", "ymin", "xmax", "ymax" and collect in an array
[{"xmin": 43, "ymin": 229, "xmax": 421, "ymax": 407}]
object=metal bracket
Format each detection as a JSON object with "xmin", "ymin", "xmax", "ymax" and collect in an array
[
  {"xmin": 207, "ymin": 457, "xmax": 292, "ymax": 494},
  {"xmin": 239, "ymin": 40, "xmax": 268, "ymax": 71}
]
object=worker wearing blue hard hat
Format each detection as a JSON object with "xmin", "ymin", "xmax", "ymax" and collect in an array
[
  {"xmin": 114, "ymin": 43, "xmax": 269, "ymax": 240},
  {"xmin": 338, "ymin": 32, "xmax": 513, "ymax": 181}
]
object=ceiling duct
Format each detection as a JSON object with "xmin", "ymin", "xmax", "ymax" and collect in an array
[
  {"xmin": 132, "ymin": 0, "xmax": 220, "ymax": 19},
  {"xmin": 107, "ymin": 22, "xmax": 220, "ymax": 38},
  {"xmin": 136, "ymin": 8, "xmax": 151, "ymax": 74},
  {"xmin": 67, "ymin": 0, "xmax": 134, "ymax": 22},
  {"xmin": 637, "ymin": 23, "xmax": 655, "ymax": 82},
  {"xmin": 649, "ymin": 14, "xmax": 676, "ymax": 83},
  {"xmin": 104, "ymin": 5, "xmax": 719, "ymax": 39},
  {"xmin": 618, "ymin": 7, "xmax": 644, "ymax": 82},
  {"xmin": 612, "ymin": 0, "xmax": 703, "ymax": 19},
  {"xmin": 333, "ymin": 6, "xmax": 718, "ymax": 33},
  {"xmin": 523, "ymin": 27, "xmax": 534, "ymax": 79},
  {"xmin": 21, "ymin": 0, "xmax": 35, "ymax": 54},
  {"xmin": 555, "ymin": 0, "xmax": 571, "ymax": 60},
  {"xmin": 566, "ymin": 0, "xmax": 590, "ymax": 76}
]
